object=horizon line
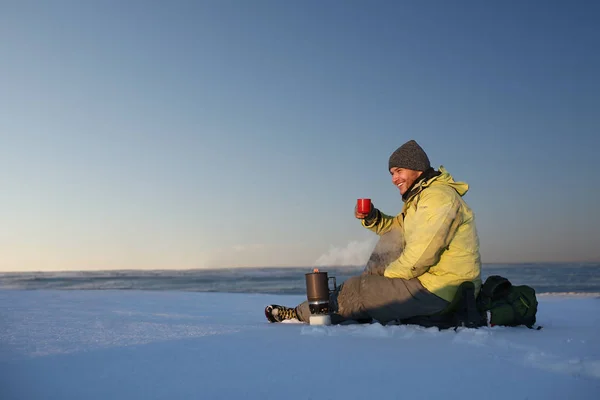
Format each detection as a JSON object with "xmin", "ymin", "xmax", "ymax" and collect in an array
[{"xmin": 1, "ymin": 261, "xmax": 599, "ymax": 274}]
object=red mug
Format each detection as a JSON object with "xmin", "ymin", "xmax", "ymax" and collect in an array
[{"xmin": 357, "ymin": 198, "xmax": 371, "ymax": 214}]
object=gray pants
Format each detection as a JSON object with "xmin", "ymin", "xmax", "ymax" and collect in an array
[{"xmin": 296, "ymin": 230, "xmax": 449, "ymax": 324}]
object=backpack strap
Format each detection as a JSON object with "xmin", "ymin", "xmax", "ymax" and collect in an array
[
  {"xmin": 528, "ymin": 325, "xmax": 543, "ymax": 330},
  {"xmin": 481, "ymin": 275, "xmax": 512, "ymax": 300},
  {"xmin": 477, "ymin": 275, "xmax": 513, "ymax": 316}
]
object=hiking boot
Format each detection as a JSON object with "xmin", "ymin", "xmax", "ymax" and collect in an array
[{"xmin": 265, "ymin": 304, "xmax": 298, "ymax": 323}]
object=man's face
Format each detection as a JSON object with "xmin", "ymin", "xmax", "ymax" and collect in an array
[{"xmin": 390, "ymin": 167, "xmax": 423, "ymax": 196}]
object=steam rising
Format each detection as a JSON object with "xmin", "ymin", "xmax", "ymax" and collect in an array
[{"xmin": 314, "ymin": 238, "xmax": 378, "ymax": 267}]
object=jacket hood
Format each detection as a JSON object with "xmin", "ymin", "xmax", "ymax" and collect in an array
[{"xmin": 422, "ymin": 166, "xmax": 469, "ymax": 197}]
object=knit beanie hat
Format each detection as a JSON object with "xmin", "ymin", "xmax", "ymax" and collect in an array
[{"xmin": 388, "ymin": 140, "xmax": 431, "ymax": 171}]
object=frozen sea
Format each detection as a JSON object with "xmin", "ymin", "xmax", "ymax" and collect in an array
[{"xmin": 1, "ymin": 263, "xmax": 599, "ymax": 295}]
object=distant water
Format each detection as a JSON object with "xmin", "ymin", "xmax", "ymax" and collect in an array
[{"xmin": 1, "ymin": 263, "xmax": 599, "ymax": 295}]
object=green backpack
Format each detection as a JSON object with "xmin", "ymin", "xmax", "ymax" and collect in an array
[{"xmin": 477, "ymin": 275, "xmax": 541, "ymax": 330}]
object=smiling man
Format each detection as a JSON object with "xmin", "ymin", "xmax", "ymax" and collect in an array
[{"xmin": 266, "ymin": 140, "xmax": 482, "ymax": 325}]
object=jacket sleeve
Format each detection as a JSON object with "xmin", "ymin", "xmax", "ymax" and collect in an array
[
  {"xmin": 383, "ymin": 188, "xmax": 462, "ymax": 279},
  {"xmin": 361, "ymin": 210, "xmax": 403, "ymax": 236}
]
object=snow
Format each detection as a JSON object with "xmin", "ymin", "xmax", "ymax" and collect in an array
[{"xmin": 1, "ymin": 290, "xmax": 599, "ymax": 399}]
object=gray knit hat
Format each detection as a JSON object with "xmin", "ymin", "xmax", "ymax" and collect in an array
[{"xmin": 388, "ymin": 140, "xmax": 431, "ymax": 171}]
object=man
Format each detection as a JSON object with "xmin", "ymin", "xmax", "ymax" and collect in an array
[{"xmin": 265, "ymin": 140, "xmax": 482, "ymax": 325}]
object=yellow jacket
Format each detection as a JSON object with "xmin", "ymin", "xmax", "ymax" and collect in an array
[{"xmin": 362, "ymin": 166, "xmax": 481, "ymax": 302}]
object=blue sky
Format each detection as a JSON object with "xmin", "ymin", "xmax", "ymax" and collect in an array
[{"xmin": 1, "ymin": 1, "xmax": 598, "ymax": 271}]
